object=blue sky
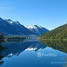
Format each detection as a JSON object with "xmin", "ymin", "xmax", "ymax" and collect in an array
[{"xmin": 0, "ymin": 0, "xmax": 67, "ymax": 30}]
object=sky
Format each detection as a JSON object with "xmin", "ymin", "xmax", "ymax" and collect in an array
[{"xmin": 0, "ymin": 0, "xmax": 67, "ymax": 30}]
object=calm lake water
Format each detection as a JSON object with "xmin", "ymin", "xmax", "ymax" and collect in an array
[{"xmin": 0, "ymin": 41, "xmax": 67, "ymax": 67}]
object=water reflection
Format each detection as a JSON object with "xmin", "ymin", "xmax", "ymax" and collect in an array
[
  {"xmin": 41, "ymin": 40, "xmax": 67, "ymax": 53},
  {"xmin": 0, "ymin": 41, "xmax": 46, "ymax": 65},
  {"xmin": 0, "ymin": 40, "xmax": 67, "ymax": 67}
]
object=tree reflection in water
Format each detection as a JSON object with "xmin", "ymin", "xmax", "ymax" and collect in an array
[{"xmin": 40, "ymin": 40, "xmax": 67, "ymax": 53}]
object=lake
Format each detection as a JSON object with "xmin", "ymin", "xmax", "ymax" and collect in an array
[{"xmin": 0, "ymin": 40, "xmax": 67, "ymax": 67}]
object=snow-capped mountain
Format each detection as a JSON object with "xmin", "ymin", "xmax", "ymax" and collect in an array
[
  {"xmin": 0, "ymin": 18, "xmax": 33, "ymax": 35},
  {"xmin": 27, "ymin": 25, "xmax": 49, "ymax": 36},
  {"xmin": 0, "ymin": 18, "xmax": 20, "ymax": 35},
  {"xmin": 6, "ymin": 19, "xmax": 34, "ymax": 35},
  {"xmin": 0, "ymin": 17, "xmax": 49, "ymax": 36}
]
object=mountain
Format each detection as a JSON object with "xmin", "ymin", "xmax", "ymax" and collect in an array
[
  {"xmin": 0, "ymin": 18, "xmax": 20, "ymax": 35},
  {"xmin": 26, "ymin": 25, "xmax": 49, "ymax": 36},
  {"xmin": 0, "ymin": 18, "xmax": 34, "ymax": 35},
  {"xmin": 0, "ymin": 17, "xmax": 49, "ymax": 36},
  {"xmin": 40, "ymin": 24, "xmax": 67, "ymax": 39},
  {"xmin": 6, "ymin": 19, "xmax": 34, "ymax": 35}
]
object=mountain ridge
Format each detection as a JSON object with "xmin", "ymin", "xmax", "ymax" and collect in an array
[
  {"xmin": 0, "ymin": 17, "xmax": 49, "ymax": 36},
  {"xmin": 26, "ymin": 25, "xmax": 49, "ymax": 36}
]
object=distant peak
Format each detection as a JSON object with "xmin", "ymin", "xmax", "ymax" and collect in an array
[
  {"xmin": 5, "ymin": 19, "xmax": 13, "ymax": 24},
  {"xmin": 5, "ymin": 19, "xmax": 20, "ymax": 25},
  {"xmin": 26, "ymin": 25, "xmax": 38, "ymax": 29},
  {"xmin": 0, "ymin": 17, "xmax": 3, "ymax": 20},
  {"xmin": 6, "ymin": 19, "xmax": 12, "ymax": 21},
  {"xmin": 0, "ymin": 17, "xmax": 4, "ymax": 21},
  {"xmin": 26, "ymin": 25, "xmax": 43, "ymax": 29},
  {"xmin": 27, "ymin": 26, "xmax": 34, "ymax": 29},
  {"xmin": 13, "ymin": 21, "xmax": 20, "ymax": 25},
  {"xmin": 34, "ymin": 25, "xmax": 38, "ymax": 27},
  {"xmin": 34, "ymin": 25, "xmax": 43, "ymax": 28}
]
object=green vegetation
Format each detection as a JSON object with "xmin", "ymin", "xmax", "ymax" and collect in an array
[
  {"xmin": 39, "ymin": 24, "xmax": 67, "ymax": 53},
  {"xmin": 40, "ymin": 24, "xmax": 67, "ymax": 40}
]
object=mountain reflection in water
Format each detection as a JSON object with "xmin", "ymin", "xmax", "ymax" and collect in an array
[
  {"xmin": 0, "ymin": 41, "xmax": 46, "ymax": 66},
  {"xmin": 0, "ymin": 40, "xmax": 67, "ymax": 67}
]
